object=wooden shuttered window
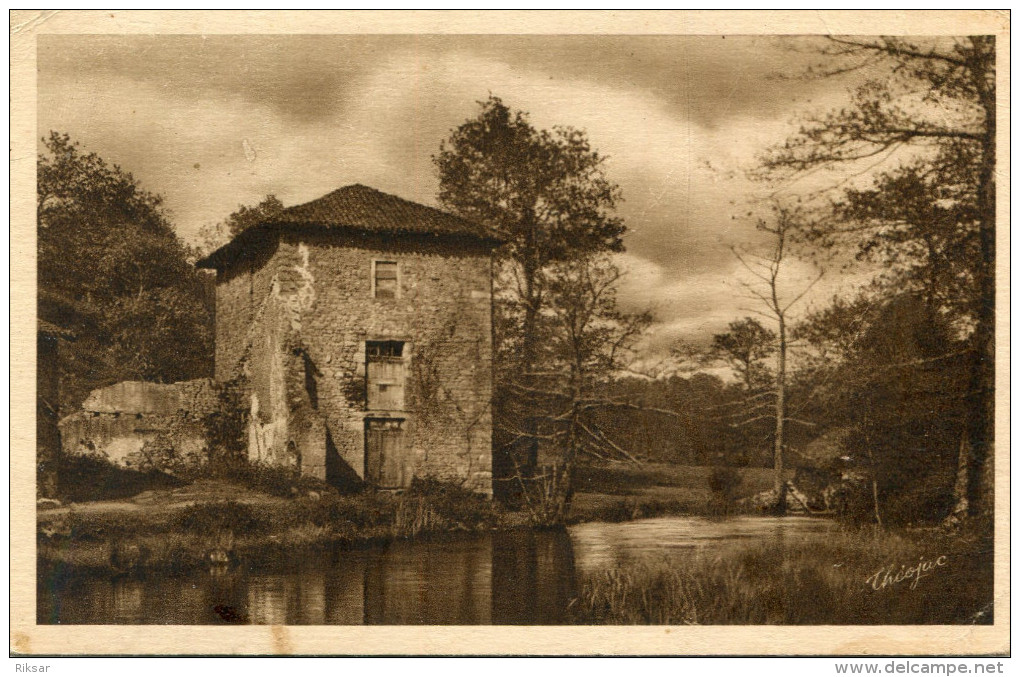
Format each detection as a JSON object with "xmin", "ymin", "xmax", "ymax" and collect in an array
[
  {"xmin": 366, "ymin": 340, "xmax": 405, "ymax": 411},
  {"xmin": 374, "ymin": 261, "xmax": 398, "ymax": 299}
]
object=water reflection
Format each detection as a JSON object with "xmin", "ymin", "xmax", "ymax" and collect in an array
[
  {"xmin": 39, "ymin": 517, "xmax": 833, "ymax": 625},
  {"xmin": 38, "ymin": 530, "xmax": 577, "ymax": 625},
  {"xmin": 568, "ymin": 516, "xmax": 837, "ymax": 574}
]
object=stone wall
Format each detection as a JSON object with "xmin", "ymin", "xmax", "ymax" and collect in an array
[
  {"xmin": 215, "ymin": 243, "xmax": 278, "ymax": 382},
  {"xmin": 59, "ymin": 379, "xmax": 218, "ymax": 467},
  {"xmin": 215, "ymin": 231, "xmax": 494, "ymax": 493}
]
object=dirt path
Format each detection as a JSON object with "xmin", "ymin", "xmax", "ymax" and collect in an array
[{"xmin": 37, "ymin": 480, "xmax": 288, "ymax": 520}]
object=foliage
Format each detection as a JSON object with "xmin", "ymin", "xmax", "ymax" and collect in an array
[
  {"xmin": 201, "ymin": 376, "xmax": 251, "ymax": 473},
  {"xmin": 707, "ymin": 466, "xmax": 743, "ymax": 503},
  {"xmin": 173, "ymin": 500, "xmax": 267, "ymax": 535},
  {"xmin": 759, "ymin": 37, "xmax": 996, "ymax": 518},
  {"xmin": 435, "ymin": 95, "xmax": 625, "ymax": 271},
  {"xmin": 37, "ymin": 132, "xmax": 213, "ymax": 412},
  {"xmin": 193, "ymin": 194, "xmax": 284, "ymax": 258},
  {"xmin": 711, "ymin": 317, "xmax": 776, "ymax": 391},
  {"xmin": 791, "ymin": 290, "xmax": 971, "ymax": 525},
  {"xmin": 206, "ymin": 461, "xmax": 335, "ymax": 499}
]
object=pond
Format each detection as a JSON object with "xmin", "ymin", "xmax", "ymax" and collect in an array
[{"xmin": 38, "ymin": 516, "xmax": 837, "ymax": 625}]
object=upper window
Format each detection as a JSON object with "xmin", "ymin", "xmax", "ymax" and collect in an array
[
  {"xmin": 366, "ymin": 340, "xmax": 404, "ymax": 360},
  {"xmin": 374, "ymin": 261, "xmax": 398, "ymax": 299}
]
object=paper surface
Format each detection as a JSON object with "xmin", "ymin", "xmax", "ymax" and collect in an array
[{"xmin": 10, "ymin": 10, "xmax": 1010, "ymax": 656}]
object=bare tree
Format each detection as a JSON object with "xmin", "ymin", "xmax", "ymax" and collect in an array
[
  {"xmin": 733, "ymin": 203, "xmax": 823, "ymax": 514},
  {"xmin": 501, "ymin": 254, "xmax": 651, "ymax": 523}
]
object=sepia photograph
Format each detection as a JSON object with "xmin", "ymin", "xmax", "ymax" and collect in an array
[{"xmin": 11, "ymin": 10, "xmax": 1009, "ymax": 656}]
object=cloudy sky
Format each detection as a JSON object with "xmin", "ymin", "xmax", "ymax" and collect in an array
[{"xmin": 38, "ymin": 34, "xmax": 880, "ymax": 355}]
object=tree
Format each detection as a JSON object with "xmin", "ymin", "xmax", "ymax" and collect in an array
[
  {"xmin": 795, "ymin": 293, "xmax": 969, "ymax": 525},
  {"xmin": 38, "ymin": 132, "xmax": 213, "ymax": 411},
  {"xmin": 712, "ymin": 317, "xmax": 776, "ymax": 392},
  {"xmin": 731, "ymin": 203, "xmax": 823, "ymax": 514},
  {"xmin": 508, "ymin": 254, "xmax": 650, "ymax": 522},
  {"xmin": 434, "ymin": 96, "xmax": 627, "ymax": 483},
  {"xmin": 760, "ymin": 37, "xmax": 996, "ymax": 518},
  {"xmin": 194, "ymin": 194, "xmax": 284, "ymax": 258}
]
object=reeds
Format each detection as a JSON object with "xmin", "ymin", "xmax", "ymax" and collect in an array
[{"xmin": 572, "ymin": 526, "xmax": 993, "ymax": 625}]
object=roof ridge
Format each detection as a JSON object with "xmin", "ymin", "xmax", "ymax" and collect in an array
[{"xmin": 196, "ymin": 183, "xmax": 501, "ymax": 271}]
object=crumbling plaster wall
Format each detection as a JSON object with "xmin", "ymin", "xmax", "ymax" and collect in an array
[{"xmin": 59, "ymin": 379, "xmax": 218, "ymax": 467}]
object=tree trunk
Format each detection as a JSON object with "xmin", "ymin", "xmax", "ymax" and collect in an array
[
  {"xmin": 861, "ymin": 418, "xmax": 882, "ymax": 527},
  {"xmin": 951, "ymin": 432, "xmax": 971, "ymax": 518},
  {"xmin": 965, "ymin": 36, "xmax": 996, "ymax": 519},
  {"xmin": 518, "ymin": 218, "xmax": 542, "ymax": 474},
  {"xmin": 774, "ymin": 314, "xmax": 787, "ymax": 515}
]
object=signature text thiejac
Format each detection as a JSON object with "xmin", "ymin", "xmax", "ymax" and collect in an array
[{"xmin": 866, "ymin": 555, "xmax": 948, "ymax": 591}]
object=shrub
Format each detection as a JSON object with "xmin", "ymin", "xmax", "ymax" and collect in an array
[
  {"xmin": 62, "ymin": 511, "xmax": 154, "ymax": 542},
  {"xmin": 406, "ymin": 476, "xmax": 498, "ymax": 528},
  {"xmin": 204, "ymin": 460, "xmax": 337, "ymax": 499},
  {"xmin": 202, "ymin": 377, "xmax": 249, "ymax": 472},
  {"xmin": 284, "ymin": 492, "xmax": 394, "ymax": 530},
  {"xmin": 708, "ymin": 466, "xmax": 742, "ymax": 502},
  {"xmin": 125, "ymin": 430, "xmax": 205, "ymax": 475},
  {"xmin": 172, "ymin": 500, "xmax": 267, "ymax": 535}
]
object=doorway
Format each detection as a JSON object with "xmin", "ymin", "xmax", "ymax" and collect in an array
[{"xmin": 364, "ymin": 418, "xmax": 408, "ymax": 488}]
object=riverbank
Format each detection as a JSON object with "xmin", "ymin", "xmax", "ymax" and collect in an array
[
  {"xmin": 38, "ymin": 462, "xmax": 783, "ymax": 574},
  {"xmin": 38, "ymin": 478, "xmax": 530, "ymax": 575},
  {"xmin": 38, "ymin": 467, "xmax": 994, "ymax": 625},
  {"xmin": 570, "ymin": 522, "xmax": 994, "ymax": 625}
]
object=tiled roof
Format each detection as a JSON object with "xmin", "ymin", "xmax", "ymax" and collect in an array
[
  {"xmin": 276, "ymin": 184, "xmax": 493, "ymax": 238},
  {"xmin": 197, "ymin": 184, "xmax": 498, "ymax": 270}
]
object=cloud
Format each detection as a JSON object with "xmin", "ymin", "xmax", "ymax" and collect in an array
[{"xmin": 37, "ymin": 34, "xmax": 867, "ymax": 355}]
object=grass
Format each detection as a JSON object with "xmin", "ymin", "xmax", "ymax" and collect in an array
[
  {"xmin": 570, "ymin": 523, "xmax": 994, "ymax": 625},
  {"xmin": 38, "ymin": 478, "xmax": 510, "ymax": 575},
  {"xmin": 569, "ymin": 462, "xmax": 793, "ymax": 521},
  {"xmin": 573, "ymin": 462, "xmax": 790, "ymax": 497},
  {"xmin": 38, "ymin": 459, "xmax": 799, "ymax": 575}
]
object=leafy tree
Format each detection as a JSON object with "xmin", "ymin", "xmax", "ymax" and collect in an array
[
  {"xmin": 38, "ymin": 132, "xmax": 213, "ymax": 411},
  {"xmin": 760, "ymin": 36, "xmax": 996, "ymax": 517},
  {"xmin": 712, "ymin": 317, "xmax": 776, "ymax": 392},
  {"xmin": 194, "ymin": 194, "xmax": 284, "ymax": 258},
  {"xmin": 435, "ymin": 96, "xmax": 624, "ymax": 368},
  {"xmin": 435, "ymin": 96, "xmax": 628, "ymax": 486},
  {"xmin": 795, "ymin": 293, "xmax": 969, "ymax": 525}
]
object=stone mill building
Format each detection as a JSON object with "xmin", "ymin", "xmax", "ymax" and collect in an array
[{"xmin": 196, "ymin": 184, "xmax": 500, "ymax": 494}]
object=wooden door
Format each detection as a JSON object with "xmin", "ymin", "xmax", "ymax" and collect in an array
[{"xmin": 365, "ymin": 418, "xmax": 407, "ymax": 488}]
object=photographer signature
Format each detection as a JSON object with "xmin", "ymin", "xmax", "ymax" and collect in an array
[{"xmin": 866, "ymin": 555, "xmax": 948, "ymax": 591}]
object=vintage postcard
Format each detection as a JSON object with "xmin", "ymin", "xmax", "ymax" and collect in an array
[{"xmin": 10, "ymin": 10, "xmax": 1009, "ymax": 656}]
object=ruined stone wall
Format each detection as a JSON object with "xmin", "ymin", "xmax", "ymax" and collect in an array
[
  {"xmin": 59, "ymin": 379, "xmax": 218, "ymax": 468},
  {"xmin": 268, "ymin": 232, "xmax": 493, "ymax": 493}
]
